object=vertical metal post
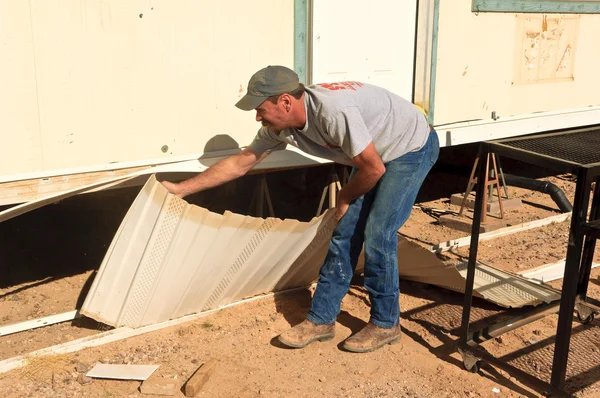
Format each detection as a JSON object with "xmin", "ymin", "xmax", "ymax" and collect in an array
[
  {"xmin": 460, "ymin": 143, "xmax": 488, "ymax": 342},
  {"xmin": 488, "ymin": 166, "xmax": 495, "ymax": 202},
  {"xmin": 495, "ymin": 155, "xmax": 509, "ymax": 199},
  {"xmin": 491, "ymin": 154, "xmax": 504, "ymax": 219},
  {"xmin": 577, "ymin": 175, "xmax": 600, "ymax": 298},
  {"xmin": 551, "ymin": 167, "xmax": 591, "ymax": 389},
  {"xmin": 328, "ymin": 177, "xmax": 337, "ymax": 209},
  {"xmin": 458, "ymin": 155, "xmax": 480, "ymax": 217},
  {"xmin": 294, "ymin": 0, "xmax": 308, "ymax": 84},
  {"xmin": 257, "ymin": 176, "xmax": 265, "ymax": 218},
  {"xmin": 482, "ymin": 153, "xmax": 490, "ymax": 223}
]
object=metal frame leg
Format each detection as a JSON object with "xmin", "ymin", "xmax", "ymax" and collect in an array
[
  {"xmin": 495, "ymin": 154, "xmax": 510, "ymax": 199},
  {"xmin": 459, "ymin": 155, "xmax": 480, "ymax": 217},
  {"xmin": 577, "ymin": 176, "xmax": 600, "ymax": 300},
  {"xmin": 460, "ymin": 144, "xmax": 489, "ymax": 343},
  {"xmin": 551, "ymin": 167, "xmax": 592, "ymax": 389}
]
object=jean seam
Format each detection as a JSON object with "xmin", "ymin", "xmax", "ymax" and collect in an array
[
  {"xmin": 370, "ymin": 318, "xmax": 397, "ymax": 328},
  {"xmin": 306, "ymin": 312, "xmax": 334, "ymax": 325}
]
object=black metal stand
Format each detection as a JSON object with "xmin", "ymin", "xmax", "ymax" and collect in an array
[{"xmin": 458, "ymin": 127, "xmax": 600, "ymax": 396}]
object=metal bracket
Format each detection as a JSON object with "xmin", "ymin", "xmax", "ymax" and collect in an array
[
  {"xmin": 575, "ymin": 302, "xmax": 595, "ymax": 321},
  {"xmin": 458, "ymin": 347, "xmax": 481, "ymax": 371}
]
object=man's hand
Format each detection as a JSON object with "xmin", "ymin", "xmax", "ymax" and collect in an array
[
  {"xmin": 335, "ymin": 194, "xmax": 350, "ymax": 221},
  {"xmin": 332, "ymin": 142, "xmax": 386, "ymax": 221},
  {"xmin": 161, "ymin": 181, "xmax": 186, "ymax": 198}
]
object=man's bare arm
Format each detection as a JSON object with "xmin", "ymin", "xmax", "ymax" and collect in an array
[
  {"xmin": 162, "ymin": 147, "xmax": 269, "ymax": 198},
  {"xmin": 335, "ymin": 142, "xmax": 386, "ymax": 219}
]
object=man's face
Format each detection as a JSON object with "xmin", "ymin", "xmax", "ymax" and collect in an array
[{"xmin": 255, "ymin": 98, "xmax": 289, "ymax": 133}]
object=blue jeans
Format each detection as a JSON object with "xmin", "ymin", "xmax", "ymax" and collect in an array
[{"xmin": 307, "ymin": 131, "xmax": 439, "ymax": 328}]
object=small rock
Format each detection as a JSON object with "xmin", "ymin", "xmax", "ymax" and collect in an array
[
  {"xmin": 270, "ymin": 314, "xmax": 277, "ymax": 322},
  {"xmin": 191, "ymin": 359, "xmax": 198, "ymax": 364},
  {"xmin": 77, "ymin": 374, "xmax": 92, "ymax": 385},
  {"xmin": 259, "ymin": 390, "xmax": 264, "ymax": 395},
  {"xmin": 494, "ymin": 336, "xmax": 504, "ymax": 344},
  {"xmin": 533, "ymin": 330, "xmax": 542, "ymax": 336},
  {"xmin": 319, "ymin": 377, "xmax": 325, "ymax": 382},
  {"xmin": 74, "ymin": 362, "xmax": 89, "ymax": 373}
]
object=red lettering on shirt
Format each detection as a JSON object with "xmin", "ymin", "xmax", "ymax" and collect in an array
[{"xmin": 317, "ymin": 82, "xmax": 364, "ymax": 91}]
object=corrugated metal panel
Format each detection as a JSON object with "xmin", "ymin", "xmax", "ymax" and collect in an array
[
  {"xmin": 81, "ymin": 175, "xmax": 337, "ymax": 327},
  {"xmin": 455, "ymin": 263, "xmax": 560, "ymax": 308},
  {"xmin": 358, "ymin": 236, "xmax": 560, "ymax": 308},
  {"xmin": 387, "ymin": 237, "xmax": 561, "ymax": 308}
]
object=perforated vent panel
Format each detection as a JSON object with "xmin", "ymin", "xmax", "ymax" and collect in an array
[{"xmin": 120, "ymin": 198, "xmax": 186, "ymax": 326}]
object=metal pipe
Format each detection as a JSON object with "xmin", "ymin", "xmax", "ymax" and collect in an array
[{"xmin": 503, "ymin": 173, "xmax": 572, "ymax": 212}]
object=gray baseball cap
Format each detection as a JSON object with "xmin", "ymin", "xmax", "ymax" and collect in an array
[{"xmin": 235, "ymin": 65, "xmax": 300, "ymax": 111}]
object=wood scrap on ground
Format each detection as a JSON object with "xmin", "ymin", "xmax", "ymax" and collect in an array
[{"xmin": 184, "ymin": 359, "xmax": 217, "ymax": 397}]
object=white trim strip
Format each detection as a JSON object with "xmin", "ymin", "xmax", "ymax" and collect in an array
[
  {"xmin": 439, "ymin": 106, "xmax": 600, "ymax": 147},
  {"xmin": 0, "ymin": 311, "xmax": 79, "ymax": 337},
  {"xmin": 519, "ymin": 260, "xmax": 600, "ymax": 284},
  {"xmin": 0, "ymin": 146, "xmax": 331, "ymax": 184},
  {"xmin": 430, "ymin": 212, "xmax": 572, "ymax": 253},
  {"xmin": 0, "ymin": 286, "xmax": 312, "ymax": 375}
]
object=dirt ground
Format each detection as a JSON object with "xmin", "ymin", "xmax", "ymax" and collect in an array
[{"xmin": 1, "ymin": 161, "xmax": 600, "ymax": 397}]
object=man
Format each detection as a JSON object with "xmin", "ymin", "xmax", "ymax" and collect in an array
[{"xmin": 162, "ymin": 65, "xmax": 439, "ymax": 353}]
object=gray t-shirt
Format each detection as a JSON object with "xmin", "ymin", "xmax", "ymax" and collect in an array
[{"xmin": 249, "ymin": 82, "xmax": 430, "ymax": 166}]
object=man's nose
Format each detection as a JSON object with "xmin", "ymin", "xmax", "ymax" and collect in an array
[{"xmin": 255, "ymin": 112, "xmax": 262, "ymax": 122}]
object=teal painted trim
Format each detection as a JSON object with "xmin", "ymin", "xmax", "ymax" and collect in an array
[
  {"xmin": 294, "ymin": 0, "xmax": 308, "ymax": 84},
  {"xmin": 473, "ymin": 0, "xmax": 600, "ymax": 14},
  {"xmin": 428, "ymin": 0, "xmax": 441, "ymax": 125}
]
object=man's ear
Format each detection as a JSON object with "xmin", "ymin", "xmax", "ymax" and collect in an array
[{"xmin": 280, "ymin": 94, "xmax": 292, "ymax": 112}]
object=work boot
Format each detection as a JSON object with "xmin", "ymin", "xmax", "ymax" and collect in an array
[
  {"xmin": 342, "ymin": 322, "xmax": 401, "ymax": 353},
  {"xmin": 278, "ymin": 319, "xmax": 335, "ymax": 348}
]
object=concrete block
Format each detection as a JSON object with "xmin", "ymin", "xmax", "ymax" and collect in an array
[
  {"xmin": 450, "ymin": 193, "xmax": 522, "ymax": 214},
  {"xmin": 140, "ymin": 376, "xmax": 180, "ymax": 396},
  {"xmin": 438, "ymin": 214, "xmax": 509, "ymax": 234}
]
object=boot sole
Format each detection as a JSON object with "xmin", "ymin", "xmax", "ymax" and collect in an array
[
  {"xmin": 278, "ymin": 333, "xmax": 335, "ymax": 348},
  {"xmin": 342, "ymin": 334, "xmax": 402, "ymax": 353}
]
